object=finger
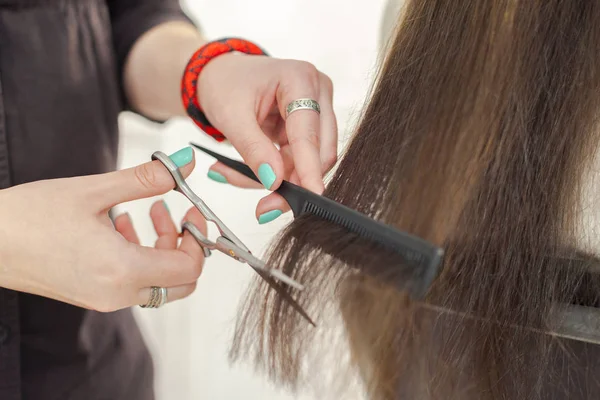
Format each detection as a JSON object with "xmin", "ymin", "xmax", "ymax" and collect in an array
[
  {"xmin": 155, "ymin": 235, "xmax": 177, "ymax": 250},
  {"xmin": 317, "ymin": 73, "xmax": 338, "ymax": 174},
  {"xmin": 88, "ymin": 146, "xmax": 196, "ymax": 210},
  {"xmin": 131, "ymin": 246, "xmax": 203, "ymax": 289},
  {"xmin": 136, "ymin": 281, "xmax": 197, "ymax": 307},
  {"xmin": 255, "ymin": 171, "xmax": 300, "ymax": 223},
  {"xmin": 207, "ymin": 162, "xmax": 262, "ymax": 189},
  {"xmin": 114, "ymin": 213, "xmax": 140, "ymax": 245},
  {"xmin": 208, "ymin": 145, "xmax": 296, "ymax": 190},
  {"xmin": 223, "ymin": 117, "xmax": 285, "ymax": 192},
  {"xmin": 130, "ymin": 206, "xmax": 207, "ymax": 288},
  {"xmin": 255, "ymin": 193, "xmax": 291, "ymax": 224},
  {"xmin": 276, "ymin": 62, "xmax": 325, "ymax": 194},
  {"xmin": 178, "ymin": 207, "xmax": 208, "ymax": 264},
  {"xmin": 150, "ymin": 200, "xmax": 178, "ymax": 249},
  {"xmin": 278, "ymin": 145, "xmax": 296, "ymax": 180}
]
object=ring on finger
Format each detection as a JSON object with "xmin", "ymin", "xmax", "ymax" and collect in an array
[
  {"xmin": 139, "ymin": 286, "xmax": 168, "ymax": 309},
  {"xmin": 285, "ymin": 98, "xmax": 321, "ymax": 118}
]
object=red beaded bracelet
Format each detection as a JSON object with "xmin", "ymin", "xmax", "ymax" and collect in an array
[{"xmin": 181, "ymin": 38, "xmax": 268, "ymax": 142}]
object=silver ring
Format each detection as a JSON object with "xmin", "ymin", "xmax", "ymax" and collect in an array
[
  {"xmin": 158, "ymin": 287, "xmax": 168, "ymax": 307},
  {"xmin": 140, "ymin": 286, "xmax": 167, "ymax": 309},
  {"xmin": 285, "ymin": 98, "xmax": 320, "ymax": 118}
]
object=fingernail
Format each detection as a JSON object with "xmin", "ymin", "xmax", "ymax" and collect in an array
[
  {"xmin": 258, "ymin": 163, "xmax": 276, "ymax": 190},
  {"xmin": 258, "ymin": 210, "xmax": 282, "ymax": 224},
  {"xmin": 207, "ymin": 170, "xmax": 228, "ymax": 184},
  {"xmin": 113, "ymin": 212, "xmax": 131, "ymax": 227},
  {"xmin": 162, "ymin": 200, "xmax": 170, "ymax": 214},
  {"xmin": 169, "ymin": 146, "xmax": 194, "ymax": 168}
]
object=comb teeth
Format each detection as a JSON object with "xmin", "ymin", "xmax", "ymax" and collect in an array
[
  {"xmin": 301, "ymin": 200, "xmax": 443, "ymax": 299},
  {"xmin": 303, "ymin": 201, "xmax": 428, "ymax": 265},
  {"xmin": 305, "ymin": 202, "xmax": 370, "ymax": 238}
]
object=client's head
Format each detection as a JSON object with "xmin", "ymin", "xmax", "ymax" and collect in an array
[{"xmin": 231, "ymin": 1, "xmax": 600, "ymax": 399}]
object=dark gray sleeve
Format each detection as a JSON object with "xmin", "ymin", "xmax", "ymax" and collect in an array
[{"xmin": 108, "ymin": 0, "xmax": 197, "ymax": 76}]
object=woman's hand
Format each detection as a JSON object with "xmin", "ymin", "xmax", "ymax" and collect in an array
[
  {"xmin": 0, "ymin": 148, "xmax": 206, "ymax": 312},
  {"xmin": 198, "ymin": 54, "xmax": 338, "ymax": 222}
]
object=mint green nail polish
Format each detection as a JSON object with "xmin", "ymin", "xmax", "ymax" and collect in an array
[
  {"xmin": 258, "ymin": 210, "xmax": 282, "ymax": 224},
  {"xmin": 169, "ymin": 146, "xmax": 193, "ymax": 168},
  {"xmin": 258, "ymin": 163, "xmax": 276, "ymax": 190},
  {"xmin": 162, "ymin": 200, "xmax": 170, "ymax": 214},
  {"xmin": 207, "ymin": 170, "xmax": 228, "ymax": 183}
]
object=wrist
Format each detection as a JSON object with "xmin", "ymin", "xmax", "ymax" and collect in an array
[
  {"xmin": 180, "ymin": 38, "xmax": 268, "ymax": 142},
  {"xmin": 123, "ymin": 21, "xmax": 206, "ymax": 120},
  {"xmin": 196, "ymin": 52, "xmax": 242, "ymax": 113}
]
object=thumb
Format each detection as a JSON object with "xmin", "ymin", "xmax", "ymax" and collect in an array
[
  {"xmin": 225, "ymin": 120, "xmax": 284, "ymax": 191},
  {"xmin": 89, "ymin": 147, "xmax": 196, "ymax": 209}
]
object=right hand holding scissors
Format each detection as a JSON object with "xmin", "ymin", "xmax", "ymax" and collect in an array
[{"xmin": 0, "ymin": 147, "xmax": 206, "ymax": 311}]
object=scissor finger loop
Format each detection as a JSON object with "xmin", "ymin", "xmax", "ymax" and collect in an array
[{"xmin": 181, "ymin": 221, "xmax": 212, "ymax": 258}]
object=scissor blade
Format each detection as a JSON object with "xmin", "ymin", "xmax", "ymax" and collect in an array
[
  {"xmin": 256, "ymin": 270, "xmax": 317, "ymax": 327},
  {"xmin": 227, "ymin": 242, "xmax": 305, "ymax": 291},
  {"xmin": 242, "ymin": 254, "xmax": 316, "ymax": 326},
  {"xmin": 219, "ymin": 240, "xmax": 315, "ymax": 326},
  {"xmin": 243, "ymin": 252, "xmax": 305, "ymax": 290}
]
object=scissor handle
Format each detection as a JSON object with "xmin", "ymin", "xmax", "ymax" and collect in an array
[
  {"xmin": 181, "ymin": 222, "xmax": 212, "ymax": 258},
  {"xmin": 152, "ymin": 150, "xmax": 308, "ymax": 296},
  {"xmin": 181, "ymin": 221, "xmax": 258, "ymax": 265},
  {"xmin": 151, "ymin": 151, "xmax": 250, "ymax": 253}
]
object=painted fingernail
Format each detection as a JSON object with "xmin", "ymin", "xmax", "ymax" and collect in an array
[
  {"xmin": 258, "ymin": 163, "xmax": 276, "ymax": 190},
  {"xmin": 258, "ymin": 210, "xmax": 282, "ymax": 224},
  {"xmin": 169, "ymin": 146, "xmax": 194, "ymax": 168},
  {"xmin": 207, "ymin": 170, "xmax": 228, "ymax": 184},
  {"xmin": 162, "ymin": 200, "xmax": 170, "ymax": 214}
]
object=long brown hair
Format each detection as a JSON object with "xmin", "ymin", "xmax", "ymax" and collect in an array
[{"xmin": 231, "ymin": 1, "xmax": 600, "ymax": 398}]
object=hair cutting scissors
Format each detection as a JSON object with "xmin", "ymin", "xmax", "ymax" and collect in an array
[{"xmin": 152, "ymin": 151, "xmax": 315, "ymax": 325}]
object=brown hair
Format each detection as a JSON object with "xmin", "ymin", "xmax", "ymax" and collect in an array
[{"xmin": 231, "ymin": 1, "xmax": 600, "ymax": 398}]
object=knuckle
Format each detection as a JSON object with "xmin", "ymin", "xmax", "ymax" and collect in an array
[
  {"xmin": 178, "ymin": 256, "xmax": 204, "ymax": 283},
  {"xmin": 241, "ymin": 139, "xmax": 264, "ymax": 163},
  {"xmin": 189, "ymin": 258, "xmax": 204, "ymax": 281},
  {"xmin": 320, "ymin": 73, "xmax": 334, "ymax": 93},
  {"xmin": 287, "ymin": 61, "xmax": 320, "ymax": 90},
  {"xmin": 88, "ymin": 255, "xmax": 136, "ymax": 312},
  {"xmin": 111, "ymin": 262, "xmax": 131, "ymax": 283},
  {"xmin": 95, "ymin": 261, "xmax": 131, "ymax": 292},
  {"xmin": 134, "ymin": 163, "xmax": 160, "ymax": 191},
  {"xmin": 298, "ymin": 173, "xmax": 324, "ymax": 192},
  {"xmin": 289, "ymin": 128, "xmax": 319, "ymax": 148},
  {"xmin": 324, "ymin": 152, "xmax": 338, "ymax": 171},
  {"xmin": 183, "ymin": 282, "xmax": 198, "ymax": 299}
]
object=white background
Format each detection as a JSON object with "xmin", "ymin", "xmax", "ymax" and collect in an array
[{"xmin": 115, "ymin": 0, "xmax": 395, "ymax": 398}]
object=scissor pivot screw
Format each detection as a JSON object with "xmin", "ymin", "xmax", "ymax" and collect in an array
[{"xmin": 229, "ymin": 250, "xmax": 236, "ymax": 257}]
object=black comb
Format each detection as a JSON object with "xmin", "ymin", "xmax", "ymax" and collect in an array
[{"xmin": 191, "ymin": 142, "xmax": 444, "ymax": 298}]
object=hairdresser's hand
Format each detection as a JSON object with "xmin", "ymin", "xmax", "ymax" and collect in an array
[
  {"xmin": 0, "ymin": 148, "xmax": 207, "ymax": 311},
  {"xmin": 198, "ymin": 54, "xmax": 338, "ymax": 221}
]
